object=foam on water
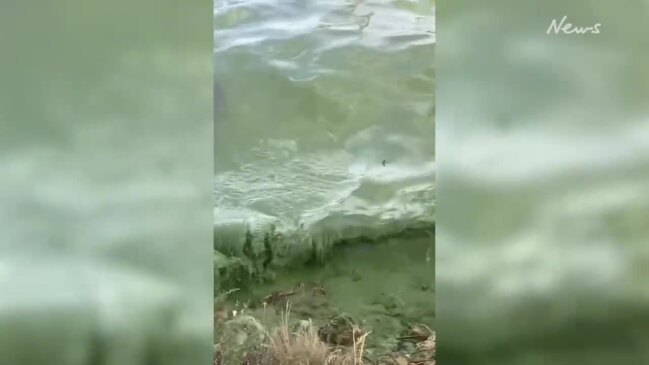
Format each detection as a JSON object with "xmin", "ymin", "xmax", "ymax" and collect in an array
[
  {"xmin": 214, "ymin": 126, "xmax": 435, "ymax": 264},
  {"xmin": 214, "ymin": 0, "xmax": 435, "ymax": 263}
]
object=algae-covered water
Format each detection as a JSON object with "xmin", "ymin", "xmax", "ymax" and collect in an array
[
  {"xmin": 214, "ymin": 0, "xmax": 434, "ymax": 251},
  {"xmin": 214, "ymin": 0, "xmax": 435, "ymax": 359}
]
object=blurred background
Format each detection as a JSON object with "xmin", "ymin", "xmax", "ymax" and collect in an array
[
  {"xmin": 0, "ymin": 1, "xmax": 213, "ymax": 364},
  {"xmin": 437, "ymin": 0, "xmax": 649, "ymax": 364}
]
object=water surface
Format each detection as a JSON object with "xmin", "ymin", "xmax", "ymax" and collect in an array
[{"xmin": 214, "ymin": 0, "xmax": 435, "ymax": 259}]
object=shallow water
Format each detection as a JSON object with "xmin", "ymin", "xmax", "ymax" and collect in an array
[{"xmin": 221, "ymin": 234, "xmax": 434, "ymax": 355}]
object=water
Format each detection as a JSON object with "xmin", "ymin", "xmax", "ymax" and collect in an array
[
  {"xmin": 214, "ymin": 0, "xmax": 435, "ymax": 266},
  {"xmin": 213, "ymin": 0, "xmax": 435, "ymax": 359}
]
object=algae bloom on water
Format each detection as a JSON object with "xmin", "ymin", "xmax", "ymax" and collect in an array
[{"xmin": 214, "ymin": 0, "xmax": 435, "ymax": 363}]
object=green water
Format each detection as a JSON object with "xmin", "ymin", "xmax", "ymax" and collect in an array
[
  {"xmin": 214, "ymin": 0, "xmax": 435, "ymax": 258},
  {"xmin": 214, "ymin": 1, "xmax": 435, "ymax": 354},
  {"xmin": 220, "ymin": 234, "xmax": 434, "ymax": 355}
]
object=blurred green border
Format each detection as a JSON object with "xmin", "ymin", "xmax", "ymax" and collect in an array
[{"xmin": 0, "ymin": 1, "xmax": 213, "ymax": 364}]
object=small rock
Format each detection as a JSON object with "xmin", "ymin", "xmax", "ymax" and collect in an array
[
  {"xmin": 318, "ymin": 314, "xmax": 364, "ymax": 346},
  {"xmin": 218, "ymin": 315, "xmax": 267, "ymax": 364}
]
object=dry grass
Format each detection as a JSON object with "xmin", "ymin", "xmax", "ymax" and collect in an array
[
  {"xmin": 267, "ymin": 318, "xmax": 329, "ymax": 364},
  {"xmin": 325, "ymin": 330, "xmax": 370, "ymax": 365},
  {"xmin": 265, "ymin": 304, "xmax": 369, "ymax": 365},
  {"xmin": 214, "ymin": 302, "xmax": 433, "ymax": 365}
]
